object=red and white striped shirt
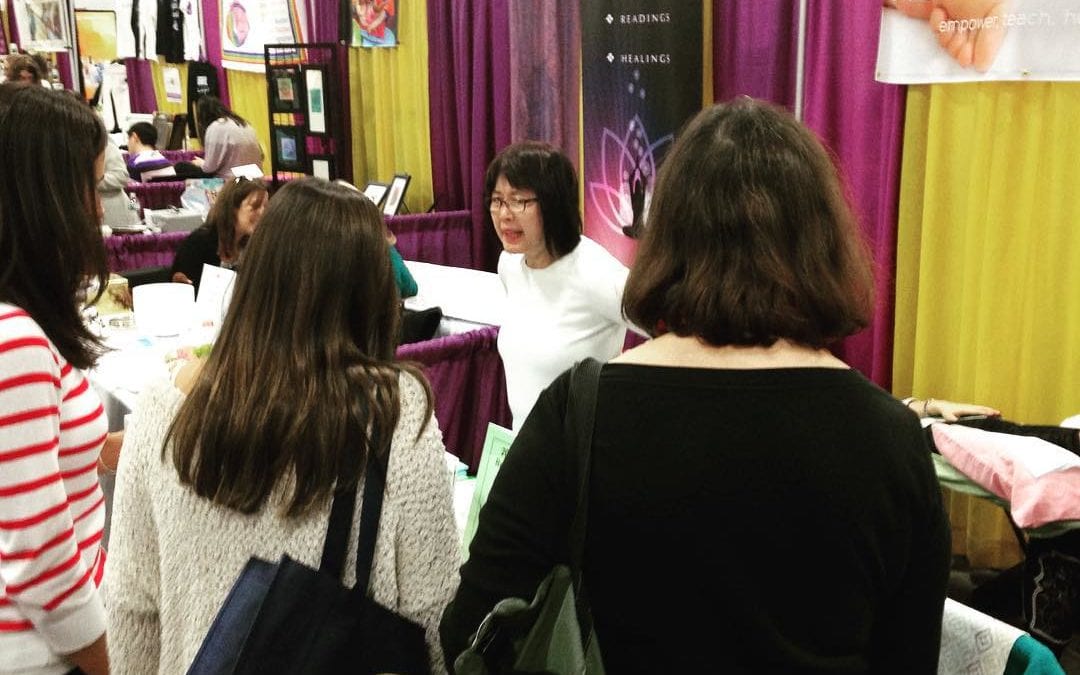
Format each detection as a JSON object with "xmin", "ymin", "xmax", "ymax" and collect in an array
[{"xmin": 0, "ymin": 304, "xmax": 107, "ymax": 674}]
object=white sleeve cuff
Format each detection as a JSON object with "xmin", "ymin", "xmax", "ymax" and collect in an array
[{"xmin": 36, "ymin": 591, "xmax": 107, "ymax": 655}]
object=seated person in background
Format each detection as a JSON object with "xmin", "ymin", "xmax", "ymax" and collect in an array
[
  {"xmin": 105, "ymin": 178, "xmax": 460, "ymax": 672},
  {"xmin": 441, "ymin": 99, "xmax": 951, "ymax": 672},
  {"xmin": 190, "ymin": 96, "xmax": 264, "ymax": 179},
  {"xmin": 99, "ymin": 138, "xmax": 142, "ymax": 229},
  {"xmin": 125, "ymin": 122, "xmax": 177, "ymax": 182},
  {"xmin": 170, "ymin": 178, "xmax": 268, "ymax": 292}
]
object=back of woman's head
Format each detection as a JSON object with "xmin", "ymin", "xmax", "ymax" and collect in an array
[
  {"xmin": 206, "ymin": 177, "xmax": 268, "ymax": 260},
  {"xmin": 0, "ymin": 83, "xmax": 107, "ymax": 369},
  {"xmin": 4, "ymin": 55, "xmax": 41, "ymax": 84},
  {"xmin": 196, "ymin": 95, "xmax": 246, "ymax": 137},
  {"xmin": 623, "ymin": 98, "xmax": 874, "ymax": 348},
  {"xmin": 484, "ymin": 141, "xmax": 582, "ymax": 259},
  {"xmin": 166, "ymin": 177, "xmax": 431, "ymax": 517}
]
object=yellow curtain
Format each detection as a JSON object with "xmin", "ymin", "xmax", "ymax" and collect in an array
[
  {"xmin": 347, "ymin": 0, "xmax": 433, "ymax": 213},
  {"xmin": 894, "ymin": 82, "xmax": 1080, "ymax": 568},
  {"xmin": 224, "ymin": 70, "xmax": 271, "ymax": 172},
  {"xmin": 149, "ymin": 59, "xmax": 188, "ymax": 116}
]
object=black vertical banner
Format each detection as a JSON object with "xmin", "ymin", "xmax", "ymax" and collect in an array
[{"xmin": 581, "ymin": 1, "xmax": 702, "ymax": 262}]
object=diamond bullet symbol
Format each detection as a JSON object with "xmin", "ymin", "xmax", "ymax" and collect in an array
[
  {"xmin": 605, "ymin": 14, "xmax": 613, "ymax": 24},
  {"xmin": 606, "ymin": 53, "xmax": 614, "ymax": 63}
]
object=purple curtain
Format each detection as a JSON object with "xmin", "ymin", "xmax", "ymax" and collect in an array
[
  {"xmin": 125, "ymin": 60, "xmax": 158, "ymax": 113},
  {"xmin": 802, "ymin": 0, "xmax": 905, "ymax": 389},
  {"xmin": 397, "ymin": 326, "xmax": 511, "ymax": 473},
  {"xmin": 105, "ymin": 231, "xmax": 189, "ymax": 272},
  {"xmin": 507, "ymin": 0, "xmax": 579, "ymax": 162},
  {"xmin": 426, "ymin": 0, "xmax": 511, "ymax": 272},
  {"xmin": 712, "ymin": 0, "xmax": 798, "ymax": 111},
  {"xmin": 388, "ymin": 210, "xmax": 475, "ymax": 268},
  {"xmin": 200, "ymin": 0, "xmax": 229, "ymax": 107}
]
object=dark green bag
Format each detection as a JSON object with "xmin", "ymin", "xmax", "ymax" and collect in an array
[{"xmin": 454, "ymin": 359, "xmax": 606, "ymax": 675}]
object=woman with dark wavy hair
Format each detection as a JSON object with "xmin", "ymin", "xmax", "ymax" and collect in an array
[
  {"xmin": 0, "ymin": 84, "xmax": 112, "ymax": 675},
  {"xmin": 442, "ymin": 99, "xmax": 950, "ymax": 672},
  {"xmin": 106, "ymin": 177, "xmax": 460, "ymax": 673}
]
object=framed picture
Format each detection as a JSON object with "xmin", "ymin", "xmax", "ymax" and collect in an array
[
  {"xmin": 382, "ymin": 173, "xmax": 411, "ymax": 216},
  {"xmin": 304, "ymin": 67, "xmax": 327, "ymax": 134},
  {"xmin": 363, "ymin": 181, "xmax": 389, "ymax": 207},
  {"xmin": 273, "ymin": 126, "xmax": 305, "ymax": 171},
  {"xmin": 310, "ymin": 156, "xmax": 335, "ymax": 181},
  {"xmin": 270, "ymin": 67, "xmax": 302, "ymax": 112}
]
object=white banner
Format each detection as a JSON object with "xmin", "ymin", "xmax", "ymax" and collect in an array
[
  {"xmin": 220, "ymin": 0, "xmax": 307, "ymax": 72},
  {"xmin": 877, "ymin": 0, "xmax": 1080, "ymax": 83}
]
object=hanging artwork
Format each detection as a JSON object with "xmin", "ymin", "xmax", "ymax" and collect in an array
[
  {"xmin": 349, "ymin": 0, "xmax": 397, "ymax": 48},
  {"xmin": 220, "ymin": 0, "xmax": 307, "ymax": 72},
  {"xmin": 13, "ymin": 0, "xmax": 71, "ymax": 52},
  {"xmin": 74, "ymin": 10, "xmax": 116, "ymax": 101}
]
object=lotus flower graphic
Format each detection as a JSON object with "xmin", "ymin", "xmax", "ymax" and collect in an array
[{"xmin": 587, "ymin": 115, "xmax": 672, "ymax": 239}]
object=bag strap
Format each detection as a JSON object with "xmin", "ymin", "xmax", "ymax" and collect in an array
[
  {"xmin": 318, "ymin": 451, "xmax": 386, "ymax": 590},
  {"xmin": 566, "ymin": 357, "xmax": 602, "ymax": 572},
  {"xmin": 565, "ymin": 358, "xmax": 603, "ymax": 651}
]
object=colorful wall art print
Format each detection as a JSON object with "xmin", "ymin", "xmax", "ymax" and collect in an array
[
  {"xmin": 220, "ymin": 0, "xmax": 307, "ymax": 72},
  {"xmin": 350, "ymin": 0, "xmax": 398, "ymax": 48}
]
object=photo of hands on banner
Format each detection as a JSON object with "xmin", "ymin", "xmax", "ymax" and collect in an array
[{"xmin": 877, "ymin": 0, "xmax": 1080, "ymax": 83}]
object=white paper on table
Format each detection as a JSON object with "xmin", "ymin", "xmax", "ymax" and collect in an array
[{"xmin": 195, "ymin": 264, "xmax": 236, "ymax": 330}]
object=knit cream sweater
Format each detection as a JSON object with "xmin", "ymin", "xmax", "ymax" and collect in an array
[{"xmin": 104, "ymin": 373, "xmax": 461, "ymax": 673}]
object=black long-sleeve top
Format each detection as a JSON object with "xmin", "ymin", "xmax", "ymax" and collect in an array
[{"xmin": 441, "ymin": 363, "xmax": 950, "ymax": 674}]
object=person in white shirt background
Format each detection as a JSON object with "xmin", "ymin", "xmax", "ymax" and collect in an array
[{"xmin": 487, "ymin": 141, "xmax": 637, "ymax": 429}]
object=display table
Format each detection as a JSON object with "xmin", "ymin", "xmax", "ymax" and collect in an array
[{"xmin": 403, "ymin": 260, "xmax": 505, "ymax": 335}]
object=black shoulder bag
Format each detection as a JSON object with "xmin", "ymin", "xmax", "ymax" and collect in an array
[
  {"xmin": 454, "ymin": 357, "xmax": 606, "ymax": 674},
  {"xmin": 187, "ymin": 452, "xmax": 430, "ymax": 674}
]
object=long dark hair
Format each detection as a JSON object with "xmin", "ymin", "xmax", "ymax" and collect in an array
[
  {"xmin": 623, "ymin": 98, "xmax": 874, "ymax": 348},
  {"xmin": 195, "ymin": 95, "xmax": 248, "ymax": 139},
  {"xmin": 165, "ymin": 178, "xmax": 432, "ymax": 517},
  {"xmin": 0, "ymin": 84, "xmax": 108, "ymax": 369}
]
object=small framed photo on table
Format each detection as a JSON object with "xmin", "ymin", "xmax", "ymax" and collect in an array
[
  {"xmin": 270, "ymin": 67, "xmax": 302, "ymax": 113},
  {"xmin": 304, "ymin": 67, "xmax": 328, "ymax": 134},
  {"xmin": 382, "ymin": 173, "xmax": 411, "ymax": 216},
  {"xmin": 363, "ymin": 181, "xmax": 389, "ymax": 207},
  {"xmin": 273, "ymin": 126, "xmax": 306, "ymax": 171}
]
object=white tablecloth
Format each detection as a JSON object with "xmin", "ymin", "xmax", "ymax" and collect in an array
[{"xmin": 404, "ymin": 260, "xmax": 505, "ymax": 334}]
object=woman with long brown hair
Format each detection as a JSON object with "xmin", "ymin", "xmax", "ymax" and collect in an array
[{"xmin": 107, "ymin": 178, "xmax": 460, "ymax": 672}]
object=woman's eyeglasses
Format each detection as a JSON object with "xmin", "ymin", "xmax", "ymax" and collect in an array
[{"xmin": 488, "ymin": 196, "xmax": 538, "ymax": 215}]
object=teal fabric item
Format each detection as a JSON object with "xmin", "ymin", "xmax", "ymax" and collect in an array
[
  {"xmin": 390, "ymin": 245, "xmax": 418, "ymax": 298},
  {"xmin": 1004, "ymin": 635, "xmax": 1065, "ymax": 675}
]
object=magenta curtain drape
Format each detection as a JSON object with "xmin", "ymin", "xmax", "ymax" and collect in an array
[
  {"xmin": 507, "ymin": 0, "xmax": 579, "ymax": 163},
  {"xmin": 712, "ymin": 0, "xmax": 798, "ymax": 112},
  {"xmin": 199, "ymin": 0, "xmax": 229, "ymax": 108},
  {"xmin": 426, "ymin": 0, "xmax": 511, "ymax": 271},
  {"xmin": 125, "ymin": 60, "xmax": 157, "ymax": 113},
  {"xmin": 802, "ymin": 0, "xmax": 905, "ymax": 389}
]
